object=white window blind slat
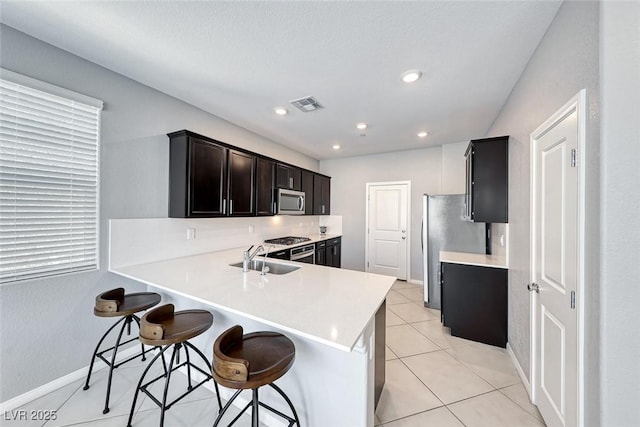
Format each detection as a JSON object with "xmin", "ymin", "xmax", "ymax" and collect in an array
[{"xmin": 0, "ymin": 75, "xmax": 101, "ymax": 284}]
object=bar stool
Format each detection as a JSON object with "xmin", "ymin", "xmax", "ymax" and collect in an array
[
  {"xmin": 83, "ymin": 287, "xmax": 161, "ymax": 414},
  {"xmin": 126, "ymin": 304, "xmax": 222, "ymax": 427},
  {"xmin": 212, "ymin": 325, "xmax": 300, "ymax": 427}
]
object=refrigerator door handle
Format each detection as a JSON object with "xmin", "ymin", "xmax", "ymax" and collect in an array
[{"xmin": 420, "ymin": 218, "xmax": 424, "ymax": 250}]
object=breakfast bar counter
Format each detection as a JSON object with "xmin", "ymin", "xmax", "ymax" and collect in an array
[{"xmin": 110, "ymin": 247, "xmax": 394, "ymax": 426}]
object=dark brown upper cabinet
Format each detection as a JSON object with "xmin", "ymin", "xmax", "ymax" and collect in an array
[
  {"xmin": 227, "ymin": 150, "xmax": 256, "ymax": 216},
  {"xmin": 300, "ymin": 170, "xmax": 315, "ymax": 215},
  {"xmin": 276, "ymin": 163, "xmax": 302, "ymax": 191},
  {"xmin": 170, "ymin": 134, "xmax": 226, "ymax": 217},
  {"xmin": 169, "ymin": 131, "xmax": 255, "ymax": 218},
  {"xmin": 168, "ymin": 130, "xmax": 331, "ymax": 218},
  {"xmin": 256, "ymin": 157, "xmax": 276, "ymax": 216},
  {"xmin": 313, "ymin": 174, "xmax": 331, "ymax": 215},
  {"xmin": 464, "ymin": 136, "xmax": 508, "ymax": 223}
]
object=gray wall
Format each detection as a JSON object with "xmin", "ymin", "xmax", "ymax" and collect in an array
[
  {"xmin": 320, "ymin": 147, "xmax": 442, "ymax": 281},
  {"xmin": 484, "ymin": 1, "xmax": 600, "ymax": 424},
  {"xmin": 600, "ymin": 2, "xmax": 640, "ymax": 425},
  {"xmin": 0, "ymin": 24, "xmax": 318, "ymax": 402}
]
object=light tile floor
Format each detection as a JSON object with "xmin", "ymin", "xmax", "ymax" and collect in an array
[
  {"xmin": 376, "ymin": 281, "xmax": 545, "ymax": 427},
  {"xmin": 2, "ymin": 281, "xmax": 544, "ymax": 427}
]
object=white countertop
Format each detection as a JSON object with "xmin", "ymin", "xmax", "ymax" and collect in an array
[
  {"xmin": 440, "ymin": 251, "xmax": 508, "ymax": 269},
  {"xmin": 110, "ymin": 247, "xmax": 394, "ymax": 352}
]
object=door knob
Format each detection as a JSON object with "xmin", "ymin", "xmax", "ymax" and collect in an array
[{"xmin": 527, "ymin": 283, "xmax": 540, "ymax": 293}]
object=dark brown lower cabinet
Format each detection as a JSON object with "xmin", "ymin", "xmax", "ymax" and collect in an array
[
  {"xmin": 315, "ymin": 237, "xmax": 340, "ymax": 268},
  {"xmin": 441, "ymin": 262, "xmax": 507, "ymax": 348},
  {"xmin": 325, "ymin": 238, "xmax": 341, "ymax": 268}
]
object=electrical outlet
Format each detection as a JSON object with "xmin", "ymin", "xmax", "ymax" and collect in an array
[{"xmin": 187, "ymin": 228, "xmax": 196, "ymax": 240}]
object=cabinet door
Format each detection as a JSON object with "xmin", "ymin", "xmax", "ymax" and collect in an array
[
  {"xmin": 227, "ymin": 150, "xmax": 255, "ymax": 216},
  {"xmin": 276, "ymin": 164, "xmax": 302, "ymax": 190},
  {"xmin": 326, "ymin": 239, "xmax": 341, "ymax": 268},
  {"xmin": 301, "ymin": 170, "xmax": 314, "ymax": 215},
  {"xmin": 256, "ymin": 158, "xmax": 275, "ymax": 216},
  {"xmin": 189, "ymin": 138, "xmax": 227, "ymax": 216},
  {"xmin": 441, "ymin": 262, "xmax": 507, "ymax": 347},
  {"xmin": 313, "ymin": 174, "xmax": 331, "ymax": 215},
  {"xmin": 465, "ymin": 136, "xmax": 508, "ymax": 223},
  {"xmin": 315, "ymin": 248, "xmax": 326, "ymax": 266}
]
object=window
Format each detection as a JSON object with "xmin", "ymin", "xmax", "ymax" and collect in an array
[{"xmin": 0, "ymin": 70, "xmax": 103, "ymax": 284}]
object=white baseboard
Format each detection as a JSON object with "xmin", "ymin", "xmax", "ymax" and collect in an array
[
  {"xmin": 0, "ymin": 345, "xmax": 140, "ymax": 412},
  {"xmin": 506, "ymin": 342, "xmax": 531, "ymax": 397},
  {"xmin": 407, "ymin": 279, "xmax": 424, "ymax": 286}
]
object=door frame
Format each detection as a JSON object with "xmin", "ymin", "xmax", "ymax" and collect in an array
[
  {"xmin": 529, "ymin": 89, "xmax": 586, "ymax": 426},
  {"xmin": 365, "ymin": 181, "xmax": 411, "ymax": 280}
]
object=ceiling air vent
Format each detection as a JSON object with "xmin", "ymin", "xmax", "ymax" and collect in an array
[{"xmin": 289, "ymin": 96, "xmax": 323, "ymax": 112}]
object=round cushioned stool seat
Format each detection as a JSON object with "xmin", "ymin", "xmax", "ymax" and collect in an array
[
  {"xmin": 94, "ymin": 288, "xmax": 161, "ymax": 318},
  {"xmin": 213, "ymin": 326, "xmax": 296, "ymax": 390}
]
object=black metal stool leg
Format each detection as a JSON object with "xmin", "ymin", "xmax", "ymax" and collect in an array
[
  {"xmin": 83, "ymin": 316, "xmax": 127, "ymax": 391},
  {"xmin": 183, "ymin": 342, "xmax": 193, "ymax": 390},
  {"xmin": 127, "ymin": 345, "xmax": 171, "ymax": 427},
  {"xmin": 159, "ymin": 344, "xmax": 179, "ymax": 427},
  {"xmin": 131, "ymin": 315, "xmax": 147, "ymax": 361},
  {"xmin": 186, "ymin": 341, "xmax": 223, "ymax": 412},
  {"xmin": 269, "ymin": 383, "xmax": 300, "ymax": 426},
  {"xmin": 252, "ymin": 388, "xmax": 259, "ymax": 427},
  {"xmin": 212, "ymin": 389, "xmax": 243, "ymax": 427},
  {"xmin": 102, "ymin": 315, "xmax": 130, "ymax": 414}
]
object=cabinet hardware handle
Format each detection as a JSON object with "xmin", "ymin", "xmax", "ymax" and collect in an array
[
  {"xmin": 289, "ymin": 177, "xmax": 294, "ymax": 188},
  {"xmin": 527, "ymin": 283, "xmax": 540, "ymax": 293},
  {"xmin": 222, "ymin": 199, "xmax": 226, "ymax": 215},
  {"xmin": 322, "ymin": 205, "xmax": 325, "ymax": 214},
  {"xmin": 273, "ymin": 202, "xmax": 276, "ymax": 214},
  {"xmin": 230, "ymin": 200, "xmax": 233, "ymax": 215}
]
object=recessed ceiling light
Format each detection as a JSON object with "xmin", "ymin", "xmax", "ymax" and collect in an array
[
  {"xmin": 356, "ymin": 123, "xmax": 368, "ymax": 130},
  {"xmin": 401, "ymin": 69, "xmax": 422, "ymax": 83},
  {"xmin": 274, "ymin": 107, "xmax": 288, "ymax": 115},
  {"xmin": 333, "ymin": 144, "xmax": 341, "ymax": 150},
  {"xmin": 417, "ymin": 131, "xmax": 429, "ymax": 138}
]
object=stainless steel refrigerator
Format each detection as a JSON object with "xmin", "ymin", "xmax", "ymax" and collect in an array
[{"xmin": 422, "ymin": 194, "xmax": 486, "ymax": 308}]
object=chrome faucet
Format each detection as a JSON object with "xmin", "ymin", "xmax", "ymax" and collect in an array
[
  {"xmin": 242, "ymin": 245, "xmax": 264, "ymax": 272},
  {"xmin": 260, "ymin": 245, "xmax": 275, "ymax": 275}
]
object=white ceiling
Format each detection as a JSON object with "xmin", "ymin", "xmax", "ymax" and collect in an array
[{"xmin": 0, "ymin": 1, "xmax": 561, "ymax": 160}]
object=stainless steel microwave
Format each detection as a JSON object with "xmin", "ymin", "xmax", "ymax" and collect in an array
[{"xmin": 277, "ymin": 188, "xmax": 305, "ymax": 215}]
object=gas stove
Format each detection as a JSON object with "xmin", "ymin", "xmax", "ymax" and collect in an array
[{"xmin": 264, "ymin": 236, "xmax": 311, "ymax": 246}]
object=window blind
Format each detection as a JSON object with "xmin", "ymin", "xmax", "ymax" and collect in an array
[{"xmin": 0, "ymin": 75, "xmax": 102, "ymax": 284}]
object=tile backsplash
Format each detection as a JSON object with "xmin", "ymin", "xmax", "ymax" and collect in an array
[{"xmin": 109, "ymin": 215, "xmax": 342, "ymax": 268}]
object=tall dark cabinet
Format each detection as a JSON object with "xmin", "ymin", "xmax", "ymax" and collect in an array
[
  {"xmin": 313, "ymin": 174, "xmax": 331, "ymax": 215},
  {"xmin": 464, "ymin": 136, "xmax": 509, "ymax": 223},
  {"xmin": 256, "ymin": 158, "xmax": 275, "ymax": 216},
  {"xmin": 301, "ymin": 170, "xmax": 315, "ymax": 215},
  {"xmin": 227, "ymin": 150, "xmax": 255, "ymax": 216}
]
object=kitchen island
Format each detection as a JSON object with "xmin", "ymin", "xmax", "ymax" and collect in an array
[{"xmin": 110, "ymin": 247, "xmax": 394, "ymax": 426}]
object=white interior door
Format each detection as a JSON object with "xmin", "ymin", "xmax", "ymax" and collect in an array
[
  {"xmin": 531, "ymin": 101, "xmax": 580, "ymax": 427},
  {"xmin": 366, "ymin": 182, "xmax": 408, "ymax": 280}
]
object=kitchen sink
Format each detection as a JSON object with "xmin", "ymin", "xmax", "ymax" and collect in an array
[{"xmin": 229, "ymin": 260, "xmax": 300, "ymax": 275}]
